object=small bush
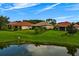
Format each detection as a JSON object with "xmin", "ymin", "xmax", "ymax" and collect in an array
[
  {"xmin": 66, "ymin": 23, "xmax": 77, "ymax": 35},
  {"xmin": 34, "ymin": 26, "xmax": 47, "ymax": 34}
]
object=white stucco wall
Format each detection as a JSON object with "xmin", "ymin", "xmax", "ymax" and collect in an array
[
  {"xmin": 21, "ymin": 26, "xmax": 32, "ymax": 29},
  {"xmin": 44, "ymin": 26, "xmax": 54, "ymax": 29},
  {"xmin": 77, "ymin": 27, "xmax": 79, "ymax": 30}
]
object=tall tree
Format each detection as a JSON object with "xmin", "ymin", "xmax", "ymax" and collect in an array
[
  {"xmin": 0, "ymin": 16, "xmax": 9, "ymax": 30},
  {"xmin": 46, "ymin": 18, "xmax": 56, "ymax": 25}
]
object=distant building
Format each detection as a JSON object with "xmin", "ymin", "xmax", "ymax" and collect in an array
[
  {"xmin": 32, "ymin": 22, "xmax": 54, "ymax": 29},
  {"xmin": 8, "ymin": 22, "xmax": 33, "ymax": 30},
  {"xmin": 56, "ymin": 22, "xmax": 71, "ymax": 31},
  {"xmin": 74, "ymin": 24, "xmax": 79, "ymax": 30}
]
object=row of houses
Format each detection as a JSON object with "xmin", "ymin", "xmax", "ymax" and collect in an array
[
  {"xmin": 8, "ymin": 21, "xmax": 54, "ymax": 30},
  {"xmin": 8, "ymin": 21, "xmax": 79, "ymax": 31}
]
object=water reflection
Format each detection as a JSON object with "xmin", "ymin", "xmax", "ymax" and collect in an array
[
  {"xmin": 0, "ymin": 43, "xmax": 10, "ymax": 50},
  {"xmin": 35, "ymin": 44, "xmax": 40, "ymax": 47},
  {"xmin": 66, "ymin": 46, "xmax": 77, "ymax": 56},
  {"xmin": 0, "ymin": 42, "xmax": 78, "ymax": 56},
  {"xmin": 34, "ymin": 44, "xmax": 77, "ymax": 56}
]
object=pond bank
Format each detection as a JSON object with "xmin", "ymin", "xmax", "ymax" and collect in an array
[
  {"xmin": 0, "ymin": 30, "xmax": 79, "ymax": 48},
  {"xmin": 0, "ymin": 39, "xmax": 79, "ymax": 49}
]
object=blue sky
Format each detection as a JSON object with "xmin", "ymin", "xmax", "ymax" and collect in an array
[{"xmin": 0, "ymin": 3, "xmax": 79, "ymax": 22}]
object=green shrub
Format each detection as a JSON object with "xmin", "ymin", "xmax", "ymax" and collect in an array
[
  {"xmin": 34, "ymin": 26, "xmax": 47, "ymax": 34},
  {"xmin": 66, "ymin": 24, "xmax": 77, "ymax": 35}
]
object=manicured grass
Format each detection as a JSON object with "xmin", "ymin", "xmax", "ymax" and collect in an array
[{"xmin": 0, "ymin": 30, "xmax": 79, "ymax": 47}]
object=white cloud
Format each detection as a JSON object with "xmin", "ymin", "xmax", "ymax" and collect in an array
[
  {"xmin": 54, "ymin": 16, "xmax": 73, "ymax": 19},
  {"xmin": 54, "ymin": 15, "xmax": 79, "ymax": 22},
  {"xmin": 54, "ymin": 16, "xmax": 74, "ymax": 22},
  {"xmin": 36, "ymin": 3, "xmax": 60, "ymax": 14},
  {"xmin": 66, "ymin": 4, "xmax": 79, "ymax": 11},
  {"xmin": 1, "ymin": 3, "xmax": 39, "ymax": 10}
]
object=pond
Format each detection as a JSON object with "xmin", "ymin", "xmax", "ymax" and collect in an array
[{"xmin": 0, "ymin": 43, "xmax": 79, "ymax": 56}]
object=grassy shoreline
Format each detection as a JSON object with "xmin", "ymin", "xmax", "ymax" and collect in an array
[{"xmin": 0, "ymin": 30, "xmax": 79, "ymax": 48}]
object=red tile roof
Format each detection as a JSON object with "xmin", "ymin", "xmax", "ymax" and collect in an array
[
  {"xmin": 8, "ymin": 22, "xmax": 33, "ymax": 26},
  {"xmin": 74, "ymin": 24, "xmax": 79, "ymax": 28},
  {"xmin": 32, "ymin": 22, "xmax": 52, "ymax": 26},
  {"xmin": 57, "ymin": 22, "xmax": 71, "ymax": 27}
]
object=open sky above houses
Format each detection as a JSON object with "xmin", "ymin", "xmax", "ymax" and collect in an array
[{"xmin": 0, "ymin": 3, "xmax": 79, "ymax": 22}]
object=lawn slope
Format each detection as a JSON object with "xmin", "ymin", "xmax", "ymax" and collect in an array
[{"xmin": 0, "ymin": 30, "xmax": 79, "ymax": 47}]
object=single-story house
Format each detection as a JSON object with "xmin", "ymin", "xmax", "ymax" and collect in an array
[
  {"xmin": 32, "ymin": 22, "xmax": 54, "ymax": 29},
  {"xmin": 8, "ymin": 22, "xmax": 33, "ymax": 30},
  {"xmin": 74, "ymin": 24, "xmax": 79, "ymax": 30},
  {"xmin": 56, "ymin": 21, "xmax": 71, "ymax": 31}
]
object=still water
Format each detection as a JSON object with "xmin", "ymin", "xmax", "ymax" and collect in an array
[{"xmin": 0, "ymin": 44, "xmax": 79, "ymax": 56}]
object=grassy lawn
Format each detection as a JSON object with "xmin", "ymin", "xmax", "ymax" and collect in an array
[{"xmin": 0, "ymin": 30, "xmax": 79, "ymax": 47}]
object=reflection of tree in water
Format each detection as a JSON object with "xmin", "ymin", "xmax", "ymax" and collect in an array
[
  {"xmin": 34, "ymin": 44, "xmax": 40, "ymax": 47},
  {"xmin": 66, "ymin": 46, "xmax": 77, "ymax": 56},
  {"xmin": 0, "ymin": 43, "xmax": 10, "ymax": 49},
  {"xmin": 0, "ymin": 42, "xmax": 32, "ymax": 56},
  {"xmin": 0, "ymin": 40, "xmax": 23, "ymax": 50}
]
